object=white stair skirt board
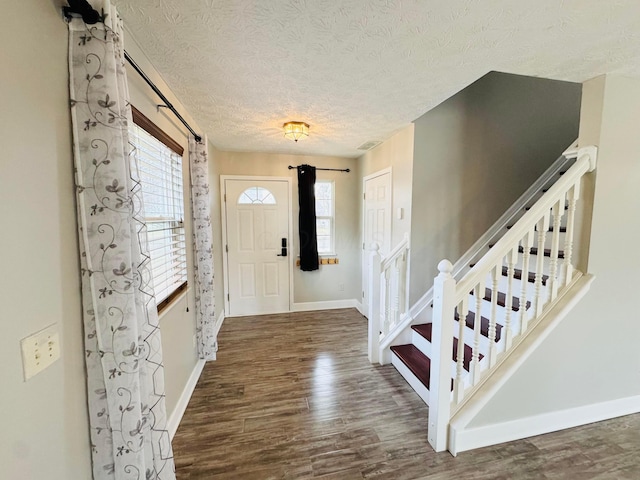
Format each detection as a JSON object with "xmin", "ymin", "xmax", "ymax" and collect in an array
[
  {"xmin": 291, "ymin": 299, "xmax": 361, "ymax": 312},
  {"xmin": 168, "ymin": 358, "xmax": 206, "ymax": 440},
  {"xmin": 448, "ymin": 274, "xmax": 595, "ymax": 455},
  {"xmin": 449, "ymin": 394, "xmax": 640, "ymax": 455},
  {"xmin": 391, "ymin": 353, "xmax": 430, "ymax": 405}
]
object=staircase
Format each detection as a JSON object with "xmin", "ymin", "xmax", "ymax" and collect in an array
[
  {"xmin": 367, "ymin": 142, "xmax": 598, "ymax": 454},
  {"xmin": 390, "ymin": 186, "xmax": 567, "ymax": 407}
]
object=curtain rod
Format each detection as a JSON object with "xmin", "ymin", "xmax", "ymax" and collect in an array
[
  {"xmin": 124, "ymin": 51, "xmax": 202, "ymax": 143},
  {"xmin": 288, "ymin": 165, "xmax": 350, "ymax": 173}
]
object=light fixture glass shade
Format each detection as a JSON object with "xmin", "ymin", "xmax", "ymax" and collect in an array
[{"xmin": 283, "ymin": 121, "xmax": 310, "ymax": 142}]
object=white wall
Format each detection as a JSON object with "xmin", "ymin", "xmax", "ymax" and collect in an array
[
  {"xmin": 358, "ymin": 124, "xmax": 415, "ymax": 248},
  {"xmin": 0, "ymin": 1, "xmax": 91, "ymax": 477},
  {"xmin": 466, "ymin": 74, "xmax": 640, "ymax": 428},
  {"xmin": 409, "ymin": 72, "xmax": 582, "ymax": 304},
  {"xmin": 214, "ymin": 151, "xmax": 360, "ymax": 305}
]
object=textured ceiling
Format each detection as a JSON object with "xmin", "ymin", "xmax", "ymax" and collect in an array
[{"xmin": 115, "ymin": 0, "xmax": 640, "ymax": 158}]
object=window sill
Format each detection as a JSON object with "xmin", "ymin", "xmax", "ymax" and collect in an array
[{"xmin": 157, "ymin": 282, "xmax": 189, "ymax": 319}]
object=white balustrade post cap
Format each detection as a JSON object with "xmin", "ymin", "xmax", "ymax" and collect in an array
[
  {"xmin": 438, "ymin": 259, "xmax": 453, "ymax": 274},
  {"xmin": 370, "ymin": 242, "xmax": 380, "ymax": 252}
]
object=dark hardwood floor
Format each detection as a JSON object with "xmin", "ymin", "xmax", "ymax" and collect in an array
[{"xmin": 172, "ymin": 308, "xmax": 640, "ymax": 479}]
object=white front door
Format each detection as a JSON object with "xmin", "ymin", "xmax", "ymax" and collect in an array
[
  {"xmin": 223, "ymin": 179, "xmax": 291, "ymax": 316},
  {"xmin": 362, "ymin": 170, "xmax": 392, "ymax": 317}
]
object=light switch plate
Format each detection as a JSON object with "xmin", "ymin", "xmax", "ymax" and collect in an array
[{"xmin": 21, "ymin": 323, "xmax": 60, "ymax": 381}]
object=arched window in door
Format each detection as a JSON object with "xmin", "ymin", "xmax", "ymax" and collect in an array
[{"xmin": 237, "ymin": 187, "xmax": 276, "ymax": 204}]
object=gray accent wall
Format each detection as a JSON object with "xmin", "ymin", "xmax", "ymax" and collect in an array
[
  {"xmin": 409, "ymin": 72, "xmax": 582, "ymax": 304},
  {"xmin": 466, "ymin": 74, "xmax": 640, "ymax": 428}
]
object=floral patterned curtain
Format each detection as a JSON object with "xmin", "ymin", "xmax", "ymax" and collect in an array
[
  {"xmin": 68, "ymin": 2, "xmax": 175, "ymax": 479},
  {"xmin": 189, "ymin": 136, "xmax": 217, "ymax": 360}
]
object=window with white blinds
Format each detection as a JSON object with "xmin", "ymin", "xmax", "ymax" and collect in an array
[
  {"xmin": 315, "ymin": 180, "xmax": 334, "ymax": 254},
  {"xmin": 129, "ymin": 107, "xmax": 187, "ymax": 310}
]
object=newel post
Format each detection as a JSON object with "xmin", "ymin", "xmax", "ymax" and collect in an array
[
  {"xmin": 368, "ymin": 243, "xmax": 382, "ymax": 364},
  {"xmin": 428, "ymin": 259, "xmax": 456, "ymax": 452}
]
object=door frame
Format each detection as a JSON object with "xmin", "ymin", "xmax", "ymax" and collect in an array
[
  {"xmin": 220, "ymin": 175, "xmax": 294, "ymax": 316},
  {"xmin": 361, "ymin": 167, "xmax": 393, "ymax": 318}
]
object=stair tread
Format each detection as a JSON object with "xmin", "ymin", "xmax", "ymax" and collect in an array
[
  {"xmin": 391, "ymin": 344, "xmax": 455, "ymax": 391},
  {"xmin": 390, "ymin": 344, "xmax": 431, "ymax": 388},
  {"xmin": 481, "ymin": 288, "xmax": 531, "ymax": 312},
  {"xmin": 501, "ymin": 266, "xmax": 549, "ymax": 286},
  {"xmin": 412, "ymin": 323, "xmax": 432, "ymax": 341},
  {"xmin": 411, "ymin": 324, "xmax": 478, "ymax": 371},
  {"xmin": 518, "ymin": 245, "xmax": 565, "ymax": 259},
  {"xmin": 454, "ymin": 310, "xmax": 502, "ymax": 342}
]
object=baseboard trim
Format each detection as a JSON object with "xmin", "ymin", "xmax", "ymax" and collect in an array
[
  {"xmin": 354, "ymin": 301, "xmax": 364, "ymax": 316},
  {"xmin": 168, "ymin": 358, "xmax": 205, "ymax": 440},
  {"xmin": 291, "ymin": 299, "xmax": 360, "ymax": 312},
  {"xmin": 450, "ymin": 394, "xmax": 640, "ymax": 455}
]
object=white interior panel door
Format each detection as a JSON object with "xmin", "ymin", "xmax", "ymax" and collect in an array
[
  {"xmin": 224, "ymin": 179, "xmax": 290, "ymax": 316},
  {"xmin": 362, "ymin": 171, "xmax": 392, "ymax": 317}
]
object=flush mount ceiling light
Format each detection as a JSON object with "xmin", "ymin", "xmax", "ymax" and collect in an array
[{"xmin": 283, "ymin": 121, "xmax": 310, "ymax": 142}]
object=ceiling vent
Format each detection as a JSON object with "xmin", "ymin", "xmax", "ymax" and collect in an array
[{"xmin": 357, "ymin": 140, "xmax": 382, "ymax": 151}]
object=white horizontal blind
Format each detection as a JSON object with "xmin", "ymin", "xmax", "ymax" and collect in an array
[
  {"xmin": 315, "ymin": 181, "xmax": 334, "ymax": 254},
  {"xmin": 129, "ymin": 122, "xmax": 187, "ymax": 305}
]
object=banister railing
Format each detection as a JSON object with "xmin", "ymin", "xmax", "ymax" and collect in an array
[
  {"xmin": 368, "ymin": 233, "xmax": 410, "ymax": 364},
  {"xmin": 428, "ymin": 144, "xmax": 597, "ymax": 452}
]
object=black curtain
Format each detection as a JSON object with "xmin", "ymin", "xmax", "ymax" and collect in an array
[{"xmin": 297, "ymin": 165, "xmax": 319, "ymax": 271}]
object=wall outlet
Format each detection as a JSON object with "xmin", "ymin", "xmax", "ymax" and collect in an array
[
  {"xmin": 21, "ymin": 323, "xmax": 60, "ymax": 381},
  {"xmin": 338, "ymin": 283, "xmax": 345, "ymax": 292}
]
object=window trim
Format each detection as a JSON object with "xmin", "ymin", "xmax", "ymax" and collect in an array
[
  {"xmin": 131, "ymin": 106, "xmax": 184, "ymax": 156},
  {"xmin": 130, "ymin": 106, "xmax": 188, "ymax": 314}
]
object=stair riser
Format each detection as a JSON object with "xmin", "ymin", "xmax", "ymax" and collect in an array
[
  {"xmin": 411, "ymin": 330, "xmax": 473, "ymax": 379},
  {"xmin": 466, "ymin": 295, "xmax": 529, "ymax": 334},
  {"xmin": 495, "ymin": 274, "xmax": 549, "ymax": 299},
  {"xmin": 391, "ymin": 354, "xmax": 431, "ymax": 406},
  {"xmin": 481, "ymin": 250, "xmax": 565, "ymax": 278}
]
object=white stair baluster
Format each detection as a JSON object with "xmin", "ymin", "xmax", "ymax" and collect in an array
[
  {"xmin": 534, "ymin": 212, "xmax": 550, "ymax": 317},
  {"xmin": 383, "ymin": 267, "xmax": 391, "ymax": 335},
  {"xmin": 392, "ymin": 257, "xmax": 400, "ymax": 328},
  {"xmin": 504, "ymin": 246, "xmax": 517, "ymax": 350},
  {"xmin": 562, "ymin": 183, "xmax": 579, "ymax": 287},
  {"xmin": 454, "ymin": 297, "xmax": 468, "ymax": 405},
  {"xmin": 519, "ymin": 230, "xmax": 533, "ymax": 334},
  {"xmin": 549, "ymin": 197, "xmax": 563, "ymax": 301},
  {"xmin": 399, "ymin": 250, "xmax": 407, "ymax": 317},
  {"xmin": 471, "ymin": 279, "xmax": 485, "ymax": 386},
  {"xmin": 488, "ymin": 264, "xmax": 499, "ymax": 367}
]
